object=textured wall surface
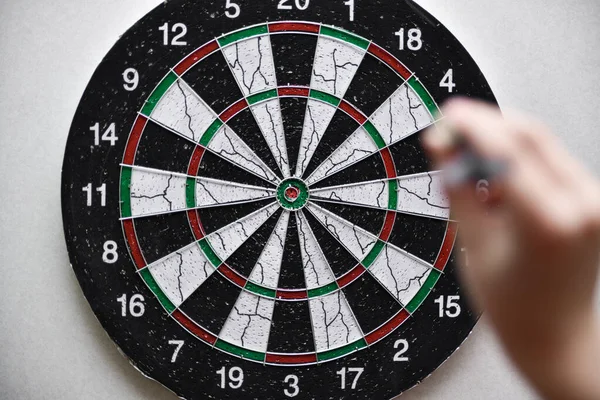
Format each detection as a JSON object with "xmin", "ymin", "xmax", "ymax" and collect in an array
[{"xmin": 0, "ymin": 0, "xmax": 598, "ymax": 399}]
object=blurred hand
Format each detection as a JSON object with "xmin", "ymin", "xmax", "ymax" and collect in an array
[{"xmin": 424, "ymin": 99, "xmax": 600, "ymax": 400}]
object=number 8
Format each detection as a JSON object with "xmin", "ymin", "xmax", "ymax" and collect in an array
[{"xmin": 103, "ymin": 240, "xmax": 119, "ymax": 264}]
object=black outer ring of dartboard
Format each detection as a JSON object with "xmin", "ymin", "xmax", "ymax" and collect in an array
[{"xmin": 61, "ymin": 1, "xmax": 497, "ymax": 399}]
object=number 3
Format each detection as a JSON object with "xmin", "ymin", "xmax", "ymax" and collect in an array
[{"xmin": 284, "ymin": 375, "xmax": 300, "ymax": 397}]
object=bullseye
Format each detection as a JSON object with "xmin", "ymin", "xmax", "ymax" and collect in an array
[
  {"xmin": 276, "ymin": 178, "xmax": 309, "ymax": 210},
  {"xmin": 284, "ymin": 185, "xmax": 300, "ymax": 202}
]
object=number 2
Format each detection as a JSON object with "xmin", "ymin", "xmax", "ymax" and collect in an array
[{"xmin": 393, "ymin": 339, "xmax": 409, "ymax": 362}]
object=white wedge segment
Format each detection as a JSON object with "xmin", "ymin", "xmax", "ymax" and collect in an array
[
  {"xmin": 396, "ymin": 172, "xmax": 450, "ymax": 219},
  {"xmin": 129, "ymin": 169, "xmax": 187, "ymax": 217},
  {"xmin": 311, "ymin": 180, "xmax": 389, "ymax": 210},
  {"xmin": 250, "ymin": 100, "xmax": 290, "ymax": 177},
  {"xmin": 368, "ymin": 245, "xmax": 433, "ymax": 306},
  {"xmin": 296, "ymin": 212, "xmax": 336, "ymax": 290},
  {"xmin": 295, "ymin": 99, "xmax": 337, "ymax": 177},
  {"xmin": 222, "ymin": 36, "xmax": 277, "ymax": 96},
  {"xmin": 205, "ymin": 203, "xmax": 280, "ymax": 262},
  {"xmin": 370, "ymin": 84, "xmax": 433, "ymax": 146},
  {"xmin": 151, "ymin": 80, "xmax": 216, "ymax": 142},
  {"xmin": 247, "ymin": 211, "xmax": 290, "ymax": 289},
  {"xmin": 306, "ymin": 204, "xmax": 377, "ymax": 261},
  {"xmin": 310, "ymin": 36, "xmax": 366, "ymax": 97},
  {"xmin": 148, "ymin": 244, "xmax": 216, "ymax": 307},
  {"xmin": 195, "ymin": 178, "xmax": 274, "ymax": 208},
  {"xmin": 219, "ymin": 291, "xmax": 275, "ymax": 353},
  {"xmin": 309, "ymin": 291, "xmax": 363, "ymax": 352},
  {"xmin": 206, "ymin": 125, "xmax": 279, "ymax": 184},
  {"xmin": 306, "ymin": 127, "xmax": 378, "ymax": 184}
]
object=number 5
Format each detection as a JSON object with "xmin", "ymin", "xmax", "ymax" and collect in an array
[{"xmin": 225, "ymin": 0, "xmax": 241, "ymax": 18}]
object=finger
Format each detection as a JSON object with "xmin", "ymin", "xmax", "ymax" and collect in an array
[{"xmin": 503, "ymin": 109, "xmax": 590, "ymax": 188}]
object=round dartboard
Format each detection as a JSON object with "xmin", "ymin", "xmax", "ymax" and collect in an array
[{"xmin": 62, "ymin": 1, "xmax": 497, "ymax": 399}]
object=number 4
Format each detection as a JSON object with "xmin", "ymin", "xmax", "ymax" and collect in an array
[
  {"xmin": 440, "ymin": 69, "xmax": 456, "ymax": 93},
  {"xmin": 434, "ymin": 295, "xmax": 462, "ymax": 318}
]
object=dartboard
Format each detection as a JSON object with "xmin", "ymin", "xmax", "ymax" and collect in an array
[{"xmin": 61, "ymin": 1, "xmax": 496, "ymax": 399}]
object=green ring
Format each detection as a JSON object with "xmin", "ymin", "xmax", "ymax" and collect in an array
[{"xmin": 276, "ymin": 178, "xmax": 310, "ymax": 210}]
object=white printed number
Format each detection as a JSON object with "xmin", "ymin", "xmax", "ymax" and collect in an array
[
  {"xmin": 159, "ymin": 23, "xmax": 187, "ymax": 46},
  {"xmin": 434, "ymin": 295, "xmax": 462, "ymax": 318},
  {"xmin": 344, "ymin": 0, "xmax": 355, "ymax": 21},
  {"xmin": 225, "ymin": 0, "xmax": 241, "ymax": 18},
  {"xmin": 393, "ymin": 339, "xmax": 409, "ymax": 362},
  {"xmin": 217, "ymin": 367, "xmax": 244, "ymax": 389},
  {"xmin": 82, "ymin": 183, "xmax": 106, "ymax": 207},
  {"xmin": 278, "ymin": 0, "xmax": 310, "ymax": 11},
  {"xmin": 395, "ymin": 28, "xmax": 423, "ymax": 51},
  {"xmin": 117, "ymin": 294, "xmax": 145, "ymax": 317},
  {"xmin": 336, "ymin": 367, "xmax": 363, "ymax": 390},
  {"xmin": 102, "ymin": 240, "xmax": 118, "ymax": 264},
  {"xmin": 440, "ymin": 69, "xmax": 456, "ymax": 93},
  {"xmin": 284, "ymin": 375, "xmax": 300, "ymax": 397},
  {"xmin": 476, "ymin": 179, "xmax": 490, "ymax": 202},
  {"xmin": 90, "ymin": 123, "xmax": 118, "ymax": 146},
  {"xmin": 168, "ymin": 340, "xmax": 184, "ymax": 362},
  {"xmin": 122, "ymin": 68, "xmax": 139, "ymax": 91}
]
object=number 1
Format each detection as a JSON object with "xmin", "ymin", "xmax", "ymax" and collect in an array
[{"xmin": 344, "ymin": 0, "xmax": 355, "ymax": 21}]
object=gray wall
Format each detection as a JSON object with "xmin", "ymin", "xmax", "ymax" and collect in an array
[{"xmin": 0, "ymin": 0, "xmax": 598, "ymax": 398}]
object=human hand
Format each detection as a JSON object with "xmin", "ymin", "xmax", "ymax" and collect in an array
[{"xmin": 424, "ymin": 99, "xmax": 600, "ymax": 400}]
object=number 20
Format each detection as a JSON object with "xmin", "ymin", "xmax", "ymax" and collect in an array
[{"xmin": 278, "ymin": 0, "xmax": 310, "ymax": 11}]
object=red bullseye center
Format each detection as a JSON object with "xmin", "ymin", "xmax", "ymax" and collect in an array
[{"xmin": 285, "ymin": 186, "xmax": 300, "ymax": 201}]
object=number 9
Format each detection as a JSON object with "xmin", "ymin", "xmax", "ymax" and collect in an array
[{"xmin": 123, "ymin": 68, "xmax": 139, "ymax": 91}]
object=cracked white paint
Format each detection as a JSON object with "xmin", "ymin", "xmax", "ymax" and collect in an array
[
  {"xmin": 148, "ymin": 244, "xmax": 215, "ymax": 307},
  {"xmin": 309, "ymin": 291, "xmax": 362, "ymax": 352},
  {"xmin": 130, "ymin": 169, "xmax": 187, "ymax": 217},
  {"xmin": 151, "ymin": 79, "xmax": 217, "ymax": 142},
  {"xmin": 311, "ymin": 36, "xmax": 366, "ymax": 97},
  {"xmin": 306, "ymin": 127, "xmax": 378, "ymax": 185},
  {"xmin": 370, "ymin": 84, "xmax": 433, "ymax": 146},
  {"xmin": 250, "ymin": 99, "xmax": 290, "ymax": 177},
  {"xmin": 311, "ymin": 180, "xmax": 389, "ymax": 210},
  {"xmin": 295, "ymin": 99, "xmax": 337, "ymax": 177},
  {"xmin": 206, "ymin": 125, "xmax": 279, "ymax": 184},
  {"xmin": 306, "ymin": 203, "xmax": 377, "ymax": 261},
  {"xmin": 396, "ymin": 172, "xmax": 450, "ymax": 219},
  {"xmin": 219, "ymin": 291, "xmax": 274, "ymax": 353},
  {"xmin": 369, "ymin": 245, "xmax": 432, "ymax": 306},
  {"xmin": 296, "ymin": 211, "xmax": 336, "ymax": 290},
  {"xmin": 205, "ymin": 203, "xmax": 279, "ymax": 262},
  {"xmin": 195, "ymin": 178, "xmax": 273, "ymax": 208},
  {"xmin": 222, "ymin": 36, "xmax": 277, "ymax": 96},
  {"xmin": 247, "ymin": 211, "xmax": 290, "ymax": 289}
]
